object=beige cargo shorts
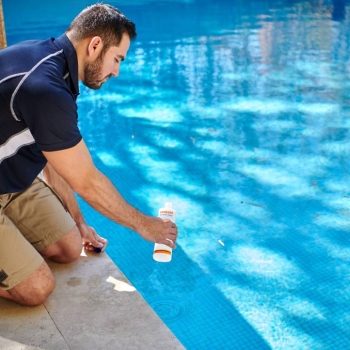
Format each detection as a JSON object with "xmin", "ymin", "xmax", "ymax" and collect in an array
[{"xmin": 0, "ymin": 177, "xmax": 76, "ymax": 290}]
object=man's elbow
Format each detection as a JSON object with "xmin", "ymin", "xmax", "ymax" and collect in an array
[{"xmin": 69, "ymin": 169, "xmax": 97, "ymax": 197}]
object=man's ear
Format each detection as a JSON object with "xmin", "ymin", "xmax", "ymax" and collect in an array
[{"xmin": 87, "ymin": 36, "xmax": 103, "ymax": 60}]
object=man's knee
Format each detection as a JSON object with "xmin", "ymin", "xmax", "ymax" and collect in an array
[
  {"xmin": 8, "ymin": 262, "xmax": 55, "ymax": 306},
  {"xmin": 20, "ymin": 280, "xmax": 55, "ymax": 306},
  {"xmin": 41, "ymin": 225, "xmax": 82, "ymax": 264},
  {"xmin": 56, "ymin": 240, "xmax": 82, "ymax": 263}
]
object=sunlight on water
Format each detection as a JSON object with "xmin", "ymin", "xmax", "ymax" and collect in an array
[
  {"xmin": 214, "ymin": 189, "xmax": 270, "ymax": 222},
  {"xmin": 199, "ymin": 140, "xmax": 235, "ymax": 158},
  {"xmin": 253, "ymin": 119, "xmax": 298, "ymax": 132},
  {"xmin": 297, "ymin": 103, "xmax": 340, "ymax": 115},
  {"xmin": 147, "ymin": 131, "xmax": 183, "ymax": 149},
  {"xmin": 78, "ymin": 92, "xmax": 130, "ymax": 104},
  {"xmin": 223, "ymin": 99, "xmax": 340, "ymax": 116},
  {"xmin": 239, "ymin": 164, "xmax": 316, "ymax": 198},
  {"xmin": 295, "ymin": 61, "xmax": 334, "ymax": 76},
  {"xmin": 194, "ymin": 127, "xmax": 223, "ymax": 137},
  {"xmin": 96, "ymin": 152, "xmax": 123, "ymax": 168},
  {"xmin": 223, "ymin": 99, "xmax": 291, "ymax": 115},
  {"xmin": 187, "ymin": 104, "xmax": 224, "ymax": 120},
  {"xmin": 280, "ymin": 297, "xmax": 326, "ymax": 321},
  {"xmin": 119, "ymin": 105, "xmax": 183, "ymax": 123},
  {"xmin": 226, "ymin": 245, "xmax": 302, "ymax": 282},
  {"xmin": 278, "ymin": 155, "xmax": 330, "ymax": 177},
  {"xmin": 217, "ymin": 283, "xmax": 322, "ymax": 350},
  {"xmin": 221, "ymin": 72, "xmax": 249, "ymax": 81},
  {"xmin": 315, "ymin": 237, "xmax": 350, "ymax": 262},
  {"xmin": 320, "ymin": 140, "xmax": 350, "ymax": 155},
  {"xmin": 324, "ymin": 178, "xmax": 350, "ymax": 193},
  {"xmin": 314, "ymin": 213, "xmax": 350, "ymax": 231},
  {"xmin": 231, "ymin": 148, "xmax": 274, "ymax": 162},
  {"xmin": 131, "ymin": 147, "xmax": 180, "ymax": 173},
  {"xmin": 325, "ymin": 196, "xmax": 350, "ymax": 210}
]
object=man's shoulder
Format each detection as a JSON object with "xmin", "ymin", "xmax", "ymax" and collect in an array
[
  {"xmin": 19, "ymin": 75, "xmax": 76, "ymax": 115},
  {"xmin": 0, "ymin": 38, "xmax": 62, "ymax": 80},
  {"xmin": 0, "ymin": 38, "xmax": 56, "ymax": 58},
  {"xmin": 15, "ymin": 64, "xmax": 77, "ymax": 122},
  {"xmin": 19, "ymin": 50, "xmax": 71, "ymax": 102}
]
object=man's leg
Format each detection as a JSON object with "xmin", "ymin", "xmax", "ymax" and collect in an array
[
  {"xmin": 0, "ymin": 261, "xmax": 54, "ymax": 306},
  {"xmin": 40, "ymin": 225, "xmax": 82, "ymax": 263},
  {"xmin": 0, "ymin": 178, "xmax": 82, "ymax": 306},
  {"xmin": 4, "ymin": 178, "xmax": 82, "ymax": 264},
  {"xmin": 0, "ymin": 213, "xmax": 55, "ymax": 306}
]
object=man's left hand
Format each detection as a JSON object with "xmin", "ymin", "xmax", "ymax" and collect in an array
[{"xmin": 77, "ymin": 223, "xmax": 108, "ymax": 253}]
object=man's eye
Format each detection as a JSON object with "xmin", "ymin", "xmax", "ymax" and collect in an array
[{"xmin": 115, "ymin": 58, "xmax": 120, "ymax": 63}]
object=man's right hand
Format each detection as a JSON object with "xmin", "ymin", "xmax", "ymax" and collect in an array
[{"xmin": 138, "ymin": 215, "xmax": 178, "ymax": 249}]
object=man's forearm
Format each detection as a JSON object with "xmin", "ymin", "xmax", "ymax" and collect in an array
[{"xmin": 74, "ymin": 168, "xmax": 145, "ymax": 232}]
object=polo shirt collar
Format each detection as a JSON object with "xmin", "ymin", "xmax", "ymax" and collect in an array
[{"xmin": 53, "ymin": 34, "xmax": 79, "ymax": 96}]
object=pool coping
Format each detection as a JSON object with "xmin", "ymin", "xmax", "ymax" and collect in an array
[{"xmin": 0, "ymin": 251, "xmax": 184, "ymax": 350}]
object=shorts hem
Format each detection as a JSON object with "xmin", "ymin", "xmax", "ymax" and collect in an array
[
  {"xmin": 1, "ymin": 254, "xmax": 44, "ymax": 291},
  {"xmin": 34, "ymin": 222, "xmax": 77, "ymax": 252}
]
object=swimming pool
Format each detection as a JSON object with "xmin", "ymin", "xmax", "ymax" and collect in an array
[{"xmin": 4, "ymin": 0, "xmax": 350, "ymax": 348}]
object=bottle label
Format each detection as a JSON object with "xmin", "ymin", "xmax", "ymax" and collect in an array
[
  {"xmin": 159, "ymin": 212, "xmax": 175, "ymax": 223},
  {"xmin": 153, "ymin": 205, "xmax": 175, "ymax": 262},
  {"xmin": 153, "ymin": 249, "xmax": 171, "ymax": 255},
  {"xmin": 159, "ymin": 210, "xmax": 174, "ymax": 216}
]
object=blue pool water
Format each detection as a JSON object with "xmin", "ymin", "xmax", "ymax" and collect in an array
[{"xmin": 4, "ymin": 0, "xmax": 350, "ymax": 348}]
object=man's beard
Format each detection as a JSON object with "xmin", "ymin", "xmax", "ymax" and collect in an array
[{"xmin": 82, "ymin": 53, "xmax": 109, "ymax": 90}]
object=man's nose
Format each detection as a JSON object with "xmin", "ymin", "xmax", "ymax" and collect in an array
[{"xmin": 111, "ymin": 66, "xmax": 119, "ymax": 77}]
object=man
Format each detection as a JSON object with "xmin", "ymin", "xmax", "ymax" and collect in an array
[{"xmin": 0, "ymin": 4, "xmax": 178, "ymax": 306}]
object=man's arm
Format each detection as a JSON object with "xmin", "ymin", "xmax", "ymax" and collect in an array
[{"xmin": 42, "ymin": 140, "xmax": 177, "ymax": 247}]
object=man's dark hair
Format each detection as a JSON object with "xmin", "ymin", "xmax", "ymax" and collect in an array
[{"xmin": 67, "ymin": 3, "xmax": 136, "ymax": 52}]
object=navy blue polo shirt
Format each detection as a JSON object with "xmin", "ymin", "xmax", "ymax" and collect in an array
[{"xmin": 0, "ymin": 34, "xmax": 82, "ymax": 194}]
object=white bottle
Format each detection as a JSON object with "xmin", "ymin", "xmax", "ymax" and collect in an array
[{"xmin": 153, "ymin": 202, "xmax": 176, "ymax": 263}]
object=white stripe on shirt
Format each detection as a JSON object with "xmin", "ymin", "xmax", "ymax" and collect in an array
[
  {"xmin": 0, "ymin": 128, "xmax": 35, "ymax": 164},
  {"xmin": 10, "ymin": 49, "xmax": 64, "ymax": 121}
]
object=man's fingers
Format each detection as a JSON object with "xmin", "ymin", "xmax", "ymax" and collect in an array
[
  {"xmin": 81, "ymin": 226, "xmax": 107, "ymax": 250},
  {"xmin": 94, "ymin": 236, "xmax": 107, "ymax": 251},
  {"xmin": 97, "ymin": 236, "xmax": 108, "ymax": 244},
  {"xmin": 84, "ymin": 242, "xmax": 107, "ymax": 253},
  {"xmin": 91, "ymin": 230, "xmax": 108, "ymax": 251},
  {"xmin": 167, "ymin": 229, "xmax": 177, "ymax": 240},
  {"xmin": 88, "ymin": 227, "xmax": 106, "ymax": 247},
  {"xmin": 158, "ymin": 239, "xmax": 176, "ymax": 249},
  {"xmin": 84, "ymin": 243, "xmax": 94, "ymax": 250},
  {"xmin": 97, "ymin": 238, "xmax": 108, "ymax": 251},
  {"xmin": 166, "ymin": 238, "xmax": 177, "ymax": 249},
  {"xmin": 159, "ymin": 221, "xmax": 178, "ymax": 246},
  {"xmin": 162, "ymin": 221, "xmax": 177, "ymax": 235},
  {"xmin": 88, "ymin": 236, "xmax": 103, "ymax": 248},
  {"xmin": 169, "ymin": 228, "xmax": 177, "ymax": 235},
  {"xmin": 161, "ymin": 220, "xmax": 177, "ymax": 229}
]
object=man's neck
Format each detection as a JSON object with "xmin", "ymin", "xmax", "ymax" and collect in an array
[{"xmin": 65, "ymin": 31, "xmax": 86, "ymax": 81}]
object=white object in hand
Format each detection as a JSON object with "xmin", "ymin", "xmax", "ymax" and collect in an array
[{"xmin": 153, "ymin": 202, "xmax": 176, "ymax": 263}]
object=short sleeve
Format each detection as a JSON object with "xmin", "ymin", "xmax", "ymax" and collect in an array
[{"xmin": 15, "ymin": 74, "xmax": 82, "ymax": 152}]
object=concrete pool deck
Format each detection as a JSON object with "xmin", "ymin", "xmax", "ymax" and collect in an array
[{"xmin": 0, "ymin": 251, "xmax": 184, "ymax": 350}]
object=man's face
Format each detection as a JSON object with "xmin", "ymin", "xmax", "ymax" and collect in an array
[{"xmin": 83, "ymin": 33, "xmax": 130, "ymax": 89}]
